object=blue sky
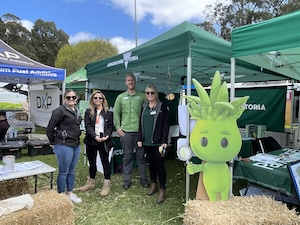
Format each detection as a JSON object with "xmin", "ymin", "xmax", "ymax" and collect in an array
[{"xmin": 0, "ymin": 0, "xmax": 219, "ymax": 53}]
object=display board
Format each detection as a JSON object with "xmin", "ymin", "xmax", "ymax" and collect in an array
[{"xmin": 287, "ymin": 160, "xmax": 300, "ymax": 204}]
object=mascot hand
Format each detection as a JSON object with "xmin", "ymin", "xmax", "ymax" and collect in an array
[{"xmin": 187, "ymin": 162, "xmax": 202, "ymax": 175}]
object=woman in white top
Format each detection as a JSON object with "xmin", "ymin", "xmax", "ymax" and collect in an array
[{"xmin": 78, "ymin": 90, "xmax": 114, "ymax": 197}]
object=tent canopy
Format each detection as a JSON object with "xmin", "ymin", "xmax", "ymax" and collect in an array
[
  {"xmin": 86, "ymin": 21, "xmax": 288, "ymax": 93},
  {"xmin": 65, "ymin": 67, "xmax": 87, "ymax": 89},
  {"xmin": 231, "ymin": 10, "xmax": 300, "ymax": 81},
  {"xmin": 0, "ymin": 39, "xmax": 66, "ymax": 85}
]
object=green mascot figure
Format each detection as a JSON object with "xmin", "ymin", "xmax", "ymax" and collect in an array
[{"xmin": 183, "ymin": 71, "xmax": 249, "ymax": 202}]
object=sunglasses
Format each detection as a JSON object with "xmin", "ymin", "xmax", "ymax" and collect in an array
[
  {"xmin": 66, "ymin": 96, "xmax": 77, "ymax": 100},
  {"xmin": 146, "ymin": 92, "xmax": 155, "ymax": 95},
  {"xmin": 93, "ymin": 97, "xmax": 103, "ymax": 100}
]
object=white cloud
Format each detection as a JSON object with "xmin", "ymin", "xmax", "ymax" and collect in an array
[
  {"xmin": 69, "ymin": 33, "xmax": 139, "ymax": 53},
  {"xmin": 110, "ymin": 0, "xmax": 221, "ymax": 27},
  {"xmin": 69, "ymin": 32, "xmax": 96, "ymax": 44},
  {"xmin": 21, "ymin": 0, "xmax": 222, "ymax": 54},
  {"xmin": 110, "ymin": 36, "xmax": 148, "ymax": 53},
  {"xmin": 21, "ymin": 20, "xmax": 34, "ymax": 31}
]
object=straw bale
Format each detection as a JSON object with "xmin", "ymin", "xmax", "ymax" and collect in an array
[
  {"xmin": 0, "ymin": 190, "xmax": 75, "ymax": 225},
  {"xmin": 183, "ymin": 195, "xmax": 300, "ymax": 225},
  {"xmin": 0, "ymin": 178, "xmax": 31, "ymax": 200}
]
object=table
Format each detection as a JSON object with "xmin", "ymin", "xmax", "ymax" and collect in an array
[
  {"xmin": 233, "ymin": 149, "xmax": 300, "ymax": 197},
  {"xmin": 0, "ymin": 160, "xmax": 56, "ymax": 193}
]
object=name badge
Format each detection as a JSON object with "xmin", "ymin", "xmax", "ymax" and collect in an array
[
  {"xmin": 123, "ymin": 97, "xmax": 129, "ymax": 99},
  {"xmin": 150, "ymin": 111, "xmax": 156, "ymax": 115}
]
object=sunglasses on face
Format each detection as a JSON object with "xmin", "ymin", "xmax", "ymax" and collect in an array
[
  {"xmin": 93, "ymin": 97, "xmax": 103, "ymax": 100},
  {"xmin": 66, "ymin": 96, "xmax": 77, "ymax": 100},
  {"xmin": 146, "ymin": 92, "xmax": 155, "ymax": 95}
]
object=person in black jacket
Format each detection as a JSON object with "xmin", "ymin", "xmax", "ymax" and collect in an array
[
  {"xmin": 46, "ymin": 89, "xmax": 82, "ymax": 204},
  {"xmin": 138, "ymin": 85, "xmax": 169, "ymax": 204},
  {"xmin": 78, "ymin": 90, "xmax": 114, "ymax": 197},
  {"xmin": 0, "ymin": 111, "xmax": 10, "ymax": 141}
]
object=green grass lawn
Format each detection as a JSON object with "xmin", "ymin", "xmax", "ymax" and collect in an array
[{"xmin": 12, "ymin": 127, "xmax": 247, "ymax": 225}]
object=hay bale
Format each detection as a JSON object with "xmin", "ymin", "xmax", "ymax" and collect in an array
[
  {"xmin": 183, "ymin": 196, "xmax": 300, "ymax": 225},
  {"xmin": 0, "ymin": 179, "xmax": 32, "ymax": 200},
  {"xmin": 0, "ymin": 190, "xmax": 75, "ymax": 225}
]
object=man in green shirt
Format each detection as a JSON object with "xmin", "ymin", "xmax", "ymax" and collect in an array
[{"xmin": 113, "ymin": 74, "xmax": 149, "ymax": 190}]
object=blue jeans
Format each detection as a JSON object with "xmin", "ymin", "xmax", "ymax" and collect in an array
[{"xmin": 53, "ymin": 144, "xmax": 81, "ymax": 193}]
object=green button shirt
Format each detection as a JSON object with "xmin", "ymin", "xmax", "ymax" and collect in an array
[{"xmin": 113, "ymin": 90, "xmax": 145, "ymax": 132}]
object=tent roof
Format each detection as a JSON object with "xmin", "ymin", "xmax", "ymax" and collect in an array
[
  {"xmin": 231, "ymin": 10, "xmax": 300, "ymax": 81},
  {"xmin": 65, "ymin": 67, "xmax": 87, "ymax": 89},
  {"xmin": 86, "ymin": 21, "xmax": 288, "ymax": 92},
  {"xmin": 0, "ymin": 39, "xmax": 66, "ymax": 84}
]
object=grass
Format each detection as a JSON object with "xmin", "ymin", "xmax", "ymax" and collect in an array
[{"xmin": 12, "ymin": 126, "xmax": 247, "ymax": 225}]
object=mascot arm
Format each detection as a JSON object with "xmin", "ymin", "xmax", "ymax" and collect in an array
[{"xmin": 187, "ymin": 162, "xmax": 203, "ymax": 175}]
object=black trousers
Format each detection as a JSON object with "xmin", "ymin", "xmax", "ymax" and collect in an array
[
  {"xmin": 86, "ymin": 143, "xmax": 111, "ymax": 180},
  {"xmin": 144, "ymin": 145, "xmax": 166, "ymax": 189}
]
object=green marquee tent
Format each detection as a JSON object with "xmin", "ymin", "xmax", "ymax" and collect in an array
[
  {"xmin": 65, "ymin": 67, "xmax": 87, "ymax": 90},
  {"xmin": 231, "ymin": 10, "xmax": 300, "ymax": 81},
  {"xmin": 85, "ymin": 21, "xmax": 288, "ymax": 93}
]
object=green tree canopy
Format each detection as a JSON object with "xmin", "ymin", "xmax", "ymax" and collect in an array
[
  {"xmin": 31, "ymin": 19, "xmax": 69, "ymax": 67},
  {"xmin": 55, "ymin": 39, "xmax": 118, "ymax": 75},
  {"xmin": 0, "ymin": 14, "xmax": 69, "ymax": 66},
  {"xmin": 0, "ymin": 13, "xmax": 37, "ymax": 60},
  {"xmin": 199, "ymin": 0, "xmax": 300, "ymax": 40}
]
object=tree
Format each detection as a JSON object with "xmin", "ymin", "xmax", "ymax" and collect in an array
[
  {"xmin": 55, "ymin": 39, "xmax": 118, "ymax": 75},
  {"xmin": 0, "ymin": 13, "xmax": 37, "ymax": 60},
  {"xmin": 200, "ymin": 0, "xmax": 300, "ymax": 40},
  {"xmin": 31, "ymin": 19, "xmax": 69, "ymax": 67}
]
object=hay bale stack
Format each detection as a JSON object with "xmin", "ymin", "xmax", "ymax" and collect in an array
[
  {"xmin": 183, "ymin": 196, "xmax": 300, "ymax": 225},
  {"xmin": 0, "ymin": 178, "xmax": 32, "ymax": 200},
  {"xmin": 0, "ymin": 190, "xmax": 75, "ymax": 225}
]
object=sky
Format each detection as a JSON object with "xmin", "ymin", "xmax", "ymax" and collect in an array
[{"xmin": 0, "ymin": 0, "xmax": 220, "ymax": 53}]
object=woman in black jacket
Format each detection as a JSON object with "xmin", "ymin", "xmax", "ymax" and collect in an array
[
  {"xmin": 46, "ymin": 89, "xmax": 82, "ymax": 204},
  {"xmin": 138, "ymin": 85, "xmax": 169, "ymax": 204},
  {"xmin": 78, "ymin": 90, "xmax": 114, "ymax": 197}
]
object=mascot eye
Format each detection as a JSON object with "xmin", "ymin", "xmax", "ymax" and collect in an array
[
  {"xmin": 221, "ymin": 138, "xmax": 228, "ymax": 148},
  {"xmin": 200, "ymin": 137, "xmax": 208, "ymax": 147}
]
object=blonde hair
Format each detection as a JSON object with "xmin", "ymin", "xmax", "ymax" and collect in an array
[
  {"xmin": 89, "ymin": 90, "xmax": 109, "ymax": 119},
  {"xmin": 145, "ymin": 84, "xmax": 159, "ymax": 101}
]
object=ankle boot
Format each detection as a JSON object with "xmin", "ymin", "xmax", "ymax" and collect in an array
[
  {"xmin": 157, "ymin": 188, "xmax": 166, "ymax": 204},
  {"xmin": 78, "ymin": 178, "xmax": 95, "ymax": 192},
  {"xmin": 100, "ymin": 179, "xmax": 111, "ymax": 197},
  {"xmin": 147, "ymin": 182, "xmax": 158, "ymax": 196}
]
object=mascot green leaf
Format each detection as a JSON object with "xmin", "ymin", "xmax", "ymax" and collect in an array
[{"xmin": 182, "ymin": 71, "xmax": 249, "ymax": 202}]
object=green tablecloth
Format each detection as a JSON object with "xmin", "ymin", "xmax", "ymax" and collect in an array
[{"xmin": 234, "ymin": 149, "xmax": 296, "ymax": 197}]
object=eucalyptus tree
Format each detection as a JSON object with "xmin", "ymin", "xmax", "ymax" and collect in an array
[
  {"xmin": 31, "ymin": 19, "xmax": 69, "ymax": 67},
  {"xmin": 198, "ymin": 0, "xmax": 300, "ymax": 40},
  {"xmin": 0, "ymin": 13, "xmax": 37, "ymax": 60}
]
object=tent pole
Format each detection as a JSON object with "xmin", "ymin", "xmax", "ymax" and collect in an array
[
  {"xmin": 27, "ymin": 85, "xmax": 31, "ymax": 122},
  {"xmin": 62, "ymin": 81, "xmax": 66, "ymax": 95},
  {"xmin": 185, "ymin": 56, "xmax": 192, "ymax": 202},
  {"xmin": 229, "ymin": 58, "xmax": 236, "ymax": 197}
]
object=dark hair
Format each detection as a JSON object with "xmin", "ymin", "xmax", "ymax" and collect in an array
[{"xmin": 64, "ymin": 89, "xmax": 77, "ymax": 98}]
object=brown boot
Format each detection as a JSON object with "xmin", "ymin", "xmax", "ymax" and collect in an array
[
  {"xmin": 78, "ymin": 178, "xmax": 95, "ymax": 192},
  {"xmin": 147, "ymin": 182, "xmax": 158, "ymax": 196},
  {"xmin": 157, "ymin": 188, "xmax": 166, "ymax": 204},
  {"xmin": 100, "ymin": 179, "xmax": 111, "ymax": 197}
]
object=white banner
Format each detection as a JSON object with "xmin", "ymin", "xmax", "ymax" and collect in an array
[{"xmin": 30, "ymin": 89, "xmax": 60, "ymax": 127}]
